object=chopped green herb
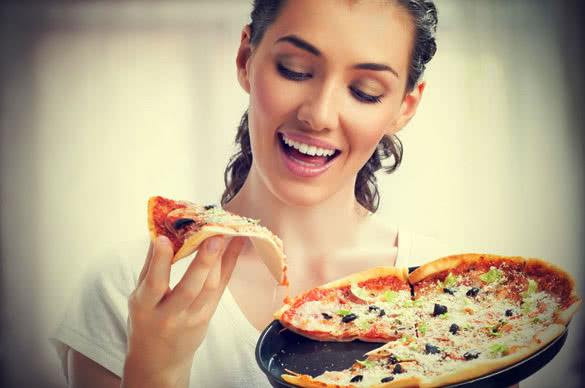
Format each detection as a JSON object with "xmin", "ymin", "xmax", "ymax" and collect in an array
[
  {"xmin": 439, "ymin": 313, "xmax": 449, "ymax": 319},
  {"xmin": 418, "ymin": 323, "xmax": 427, "ymax": 336},
  {"xmin": 479, "ymin": 267, "xmax": 503, "ymax": 283},
  {"xmin": 533, "ymin": 317, "xmax": 541, "ymax": 323},
  {"xmin": 522, "ymin": 301, "xmax": 532, "ymax": 314},
  {"xmin": 489, "ymin": 344, "xmax": 509, "ymax": 355},
  {"xmin": 521, "ymin": 279, "xmax": 538, "ymax": 298},
  {"xmin": 356, "ymin": 359, "xmax": 375, "ymax": 368},
  {"xmin": 384, "ymin": 290, "xmax": 398, "ymax": 303},
  {"xmin": 399, "ymin": 336, "xmax": 413, "ymax": 343},
  {"xmin": 337, "ymin": 309, "xmax": 351, "ymax": 317},
  {"xmin": 440, "ymin": 273, "xmax": 458, "ymax": 288},
  {"xmin": 356, "ymin": 320, "xmax": 372, "ymax": 330},
  {"xmin": 404, "ymin": 299, "xmax": 423, "ymax": 308}
]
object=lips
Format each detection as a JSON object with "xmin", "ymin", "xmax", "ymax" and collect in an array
[{"xmin": 278, "ymin": 133, "xmax": 341, "ymax": 178}]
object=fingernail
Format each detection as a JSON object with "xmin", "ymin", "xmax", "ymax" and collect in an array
[
  {"xmin": 156, "ymin": 236, "xmax": 170, "ymax": 245},
  {"xmin": 207, "ymin": 237, "xmax": 222, "ymax": 253}
]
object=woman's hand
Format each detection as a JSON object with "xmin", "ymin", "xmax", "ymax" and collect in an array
[{"xmin": 121, "ymin": 235, "xmax": 246, "ymax": 388}]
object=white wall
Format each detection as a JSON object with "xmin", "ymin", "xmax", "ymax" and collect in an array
[{"xmin": 1, "ymin": 1, "xmax": 583, "ymax": 387}]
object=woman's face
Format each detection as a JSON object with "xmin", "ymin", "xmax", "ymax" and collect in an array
[{"xmin": 237, "ymin": 0, "xmax": 423, "ymax": 208}]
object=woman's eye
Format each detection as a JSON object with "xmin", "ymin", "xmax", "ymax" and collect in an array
[
  {"xmin": 350, "ymin": 86, "xmax": 383, "ymax": 104},
  {"xmin": 277, "ymin": 63, "xmax": 312, "ymax": 81}
]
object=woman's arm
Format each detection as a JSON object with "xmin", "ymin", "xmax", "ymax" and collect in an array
[{"xmin": 67, "ymin": 349, "xmax": 121, "ymax": 388}]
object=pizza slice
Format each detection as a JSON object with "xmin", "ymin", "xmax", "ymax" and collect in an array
[
  {"xmin": 406, "ymin": 254, "xmax": 581, "ymax": 386},
  {"xmin": 275, "ymin": 267, "xmax": 414, "ymax": 342},
  {"xmin": 147, "ymin": 195, "xmax": 288, "ymax": 285},
  {"xmin": 408, "ymin": 254, "xmax": 581, "ymax": 340}
]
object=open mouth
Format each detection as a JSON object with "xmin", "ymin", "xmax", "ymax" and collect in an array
[{"xmin": 278, "ymin": 133, "xmax": 340, "ymax": 167}]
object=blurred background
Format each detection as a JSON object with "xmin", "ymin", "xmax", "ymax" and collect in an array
[{"xmin": 0, "ymin": 0, "xmax": 583, "ymax": 387}]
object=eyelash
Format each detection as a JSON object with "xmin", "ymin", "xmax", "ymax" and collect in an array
[{"xmin": 276, "ymin": 63, "xmax": 383, "ymax": 104}]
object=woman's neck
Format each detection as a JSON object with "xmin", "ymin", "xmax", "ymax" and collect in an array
[{"xmin": 223, "ymin": 169, "xmax": 369, "ymax": 261}]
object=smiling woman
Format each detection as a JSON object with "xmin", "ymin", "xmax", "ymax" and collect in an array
[{"xmin": 50, "ymin": 1, "xmax": 443, "ymax": 387}]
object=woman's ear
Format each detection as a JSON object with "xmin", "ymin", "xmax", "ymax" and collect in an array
[
  {"xmin": 236, "ymin": 25, "xmax": 253, "ymax": 93},
  {"xmin": 386, "ymin": 81, "xmax": 426, "ymax": 135}
]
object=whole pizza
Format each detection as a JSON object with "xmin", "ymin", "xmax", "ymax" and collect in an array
[{"xmin": 275, "ymin": 254, "xmax": 581, "ymax": 388}]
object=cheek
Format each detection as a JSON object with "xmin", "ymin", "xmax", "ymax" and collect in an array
[
  {"xmin": 249, "ymin": 69, "xmax": 296, "ymax": 136},
  {"xmin": 342, "ymin": 108, "xmax": 395, "ymax": 155}
]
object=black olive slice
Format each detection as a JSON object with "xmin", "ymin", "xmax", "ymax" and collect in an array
[
  {"xmin": 381, "ymin": 376, "xmax": 394, "ymax": 383},
  {"xmin": 173, "ymin": 218, "xmax": 195, "ymax": 230},
  {"xmin": 449, "ymin": 323, "xmax": 459, "ymax": 335},
  {"xmin": 388, "ymin": 354, "xmax": 398, "ymax": 364},
  {"xmin": 425, "ymin": 344, "xmax": 440, "ymax": 355},
  {"xmin": 379, "ymin": 309, "xmax": 386, "ymax": 317},
  {"xmin": 464, "ymin": 351, "xmax": 480, "ymax": 360},
  {"xmin": 433, "ymin": 303, "xmax": 448, "ymax": 316},
  {"xmin": 350, "ymin": 375, "xmax": 363, "ymax": 383},
  {"xmin": 466, "ymin": 287, "xmax": 480, "ymax": 297},
  {"xmin": 368, "ymin": 305, "xmax": 379, "ymax": 312},
  {"xmin": 321, "ymin": 313, "xmax": 332, "ymax": 320},
  {"xmin": 393, "ymin": 364, "xmax": 403, "ymax": 374},
  {"xmin": 203, "ymin": 204, "xmax": 216, "ymax": 210},
  {"xmin": 505, "ymin": 309, "xmax": 514, "ymax": 317},
  {"xmin": 443, "ymin": 287, "xmax": 457, "ymax": 295},
  {"xmin": 342, "ymin": 313, "xmax": 358, "ymax": 323}
]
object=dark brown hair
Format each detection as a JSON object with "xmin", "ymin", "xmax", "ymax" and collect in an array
[{"xmin": 221, "ymin": 0, "xmax": 438, "ymax": 212}]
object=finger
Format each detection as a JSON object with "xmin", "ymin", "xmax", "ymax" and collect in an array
[
  {"xmin": 188, "ymin": 236, "xmax": 246, "ymax": 315},
  {"xmin": 139, "ymin": 235, "xmax": 173, "ymax": 306},
  {"xmin": 160, "ymin": 236, "xmax": 224, "ymax": 314},
  {"xmin": 220, "ymin": 236, "xmax": 247, "ymax": 286},
  {"xmin": 138, "ymin": 242, "xmax": 154, "ymax": 285}
]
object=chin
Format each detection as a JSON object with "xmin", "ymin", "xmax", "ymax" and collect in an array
[{"xmin": 267, "ymin": 177, "xmax": 346, "ymax": 209}]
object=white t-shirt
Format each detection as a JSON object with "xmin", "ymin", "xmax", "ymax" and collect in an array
[{"xmin": 51, "ymin": 228, "xmax": 451, "ymax": 387}]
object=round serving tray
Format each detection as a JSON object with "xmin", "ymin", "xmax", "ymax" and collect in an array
[{"xmin": 255, "ymin": 320, "xmax": 568, "ymax": 388}]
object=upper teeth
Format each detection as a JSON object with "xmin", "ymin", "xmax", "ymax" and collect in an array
[{"xmin": 281, "ymin": 134, "xmax": 336, "ymax": 157}]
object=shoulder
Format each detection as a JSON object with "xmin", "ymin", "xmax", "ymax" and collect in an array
[{"xmin": 83, "ymin": 239, "xmax": 146, "ymax": 291}]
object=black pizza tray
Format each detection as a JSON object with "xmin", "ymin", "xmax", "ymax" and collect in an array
[{"xmin": 255, "ymin": 320, "xmax": 568, "ymax": 388}]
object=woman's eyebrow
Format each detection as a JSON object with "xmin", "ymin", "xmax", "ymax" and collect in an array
[
  {"xmin": 275, "ymin": 35, "xmax": 321, "ymax": 56},
  {"xmin": 354, "ymin": 63, "xmax": 399, "ymax": 78},
  {"xmin": 275, "ymin": 34, "xmax": 399, "ymax": 79}
]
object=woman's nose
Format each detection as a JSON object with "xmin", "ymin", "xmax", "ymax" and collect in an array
[{"xmin": 296, "ymin": 79, "xmax": 340, "ymax": 132}]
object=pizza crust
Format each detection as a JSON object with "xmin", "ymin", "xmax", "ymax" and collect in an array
[
  {"xmin": 558, "ymin": 299, "xmax": 582, "ymax": 325},
  {"xmin": 318, "ymin": 266, "xmax": 409, "ymax": 290},
  {"xmin": 282, "ymin": 372, "xmax": 421, "ymax": 388},
  {"xmin": 408, "ymin": 253, "xmax": 526, "ymax": 285}
]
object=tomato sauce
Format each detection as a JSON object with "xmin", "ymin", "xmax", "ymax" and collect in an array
[
  {"xmin": 152, "ymin": 196, "xmax": 187, "ymax": 253},
  {"xmin": 525, "ymin": 262, "xmax": 573, "ymax": 307},
  {"xmin": 359, "ymin": 276, "xmax": 410, "ymax": 292}
]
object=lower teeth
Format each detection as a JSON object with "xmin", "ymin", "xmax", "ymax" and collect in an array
[{"xmin": 290, "ymin": 156, "xmax": 320, "ymax": 167}]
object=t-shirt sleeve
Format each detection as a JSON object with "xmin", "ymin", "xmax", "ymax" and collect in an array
[{"xmin": 50, "ymin": 244, "xmax": 142, "ymax": 380}]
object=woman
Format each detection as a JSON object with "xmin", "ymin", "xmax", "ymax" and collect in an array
[{"xmin": 53, "ymin": 0, "xmax": 447, "ymax": 387}]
